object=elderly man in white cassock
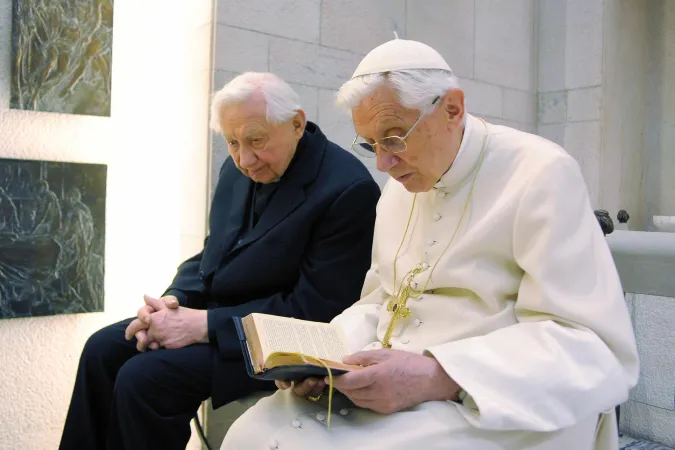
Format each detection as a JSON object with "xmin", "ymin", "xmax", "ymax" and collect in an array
[{"xmin": 221, "ymin": 39, "xmax": 639, "ymax": 450}]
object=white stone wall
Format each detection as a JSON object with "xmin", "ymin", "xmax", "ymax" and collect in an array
[
  {"xmin": 0, "ymin": 1, "xmax": 213, "ymax": 448},
  {"xmin": 211, "ymin": 0, "xmax": 537, "ymax": 192},
  {"xmin": 537, "ymin": 0, "xmax": 606, "ymax": 208}
]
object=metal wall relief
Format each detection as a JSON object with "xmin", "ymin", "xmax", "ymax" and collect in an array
[
  {"xmin": 0, "ymin": 158, "xmax": 107, "ymax": 319},
  {"xmin": 10, "ymin": 0, "xmax": 114, "ymax": 116}
]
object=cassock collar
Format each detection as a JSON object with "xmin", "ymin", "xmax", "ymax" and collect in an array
[
  {"xmin": 434, "ymin": 114, "xmax": 488, "ymax": 193},
  {"xmin": 277, "ymin": 121, "xmax": 326, "ymax": 188}
]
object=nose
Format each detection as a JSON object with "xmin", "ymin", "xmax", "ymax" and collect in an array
[
  {"xmin": 239, "ymin": 147, "xmax": 258, "ymax": 169},
  {"xmin": 376, "ymin": 150, "xmax": 400, "ymax": 173}
]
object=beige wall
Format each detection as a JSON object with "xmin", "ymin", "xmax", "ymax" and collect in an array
[{"xmin": 0, "ymin": 1, "xmax": 213, "ymax": 448}]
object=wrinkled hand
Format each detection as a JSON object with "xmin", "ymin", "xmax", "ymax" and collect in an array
[
  {"xmin": 144, "ymin": 302, "xmax": 208, "ymax": 350},
  {"xmin": 124, "ymin": 295, "xmax": 179, "ymax": 352},
  {"xmin": 330, "ymin": 349, "xmax": 461, "ymax": 415},
  {"xmin": 276, "ymin": 377, "xmax": 326, "ymax": 400}
]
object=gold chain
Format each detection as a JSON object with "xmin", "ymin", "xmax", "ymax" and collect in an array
[{"xmin": 381, "ymin": 119, "xmax": 489, "ymax": 348}]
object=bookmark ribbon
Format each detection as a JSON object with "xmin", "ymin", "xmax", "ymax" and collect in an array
[{"xmin": 299, "ymin": 353, "xmax": 335, "ymax": 428}]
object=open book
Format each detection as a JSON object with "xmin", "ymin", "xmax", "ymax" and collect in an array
[{"xmin": 233, "ymin": 313, "xmax": 360, "ymax": 381}]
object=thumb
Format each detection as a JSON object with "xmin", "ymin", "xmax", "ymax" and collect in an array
[
  {"xmin": 144, "ymin": 294, "xmax": 164, "ymax": 311},
  {"xmin": 163, "ymin": 296, "xmax": 179, "ymax": 309},
  {"xmin": 343, "ymin": 349, "xmax": 392, "ymax": 366}
]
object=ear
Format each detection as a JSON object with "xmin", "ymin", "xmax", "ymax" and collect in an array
[
  {"xmin": 442, "ymin": 89, "xmax": 465, "ymax": 129},
  {"xmin": 291, "ymin": 109, "xmax": 307, "ymax": 137}
]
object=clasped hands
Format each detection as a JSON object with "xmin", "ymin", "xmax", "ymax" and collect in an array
[
  {"xmin": 124, "ymin": 295, "xmax": 209, "ymax": 352},
  {"xmin": 276, "ymin": 349, "xmax": 461, "ymax": 415}
]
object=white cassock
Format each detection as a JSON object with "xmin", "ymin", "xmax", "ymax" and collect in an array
[{"xmin": 221, "ymin": 114, "xmax": 640, "ymax": 450}]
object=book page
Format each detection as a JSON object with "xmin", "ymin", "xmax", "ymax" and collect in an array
[{"xmin": 253, "ymin": 314, "xmax": 349, "ymax": 363}]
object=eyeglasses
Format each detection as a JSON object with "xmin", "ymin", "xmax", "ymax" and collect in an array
[{"xmin": 350, "ymin": 96, "xmax": 440, "ymax": 158}]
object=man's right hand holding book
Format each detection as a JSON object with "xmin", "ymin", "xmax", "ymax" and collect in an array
[{"xmin": 277, "ymin": 348, "xmax": 461, "ymax": 414}]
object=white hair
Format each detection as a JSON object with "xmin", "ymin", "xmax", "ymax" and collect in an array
[
  {"xmin": 210, "ymin": 72, "xmax": 301, "ymax": 133},
  {"xmin": 336, "ymin": 69, "xmax": 463, "ymax": 114}
]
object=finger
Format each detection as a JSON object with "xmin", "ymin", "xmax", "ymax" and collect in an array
[
  {"xmin": 149, "ymin": 341, "xmax": 160, "ymax": 351},
  {"xmin": 343, "ymin": 349, "xmax": 393, "ymax": 366},
  {"xmin": 144, "ymin": 294, "xmax": 165, "ymax": 311},
  {"xmin": 276, "ymin": 380, "xmax": 292, "ymax": 390},
  {"xmin": 292, "ymin": 378, "xmax": 325, "ymax": 397},
  {"xmin": 138, "ymin": 305, "xmax": 154, "ymax": 324},
  {"xmin": 125, "ymin": 318, "xmax": 146, "ymax": 340},
  {"xmin": 162, "ymin": 295, "xmax": 180, "ymax": 309},
  {"xmin": 135, "ymin": 330, "xmax": 149, "ymax": 352},
  {"xmin": 330, "ymin": 367, "xmax": 376, "ymax": 391}
]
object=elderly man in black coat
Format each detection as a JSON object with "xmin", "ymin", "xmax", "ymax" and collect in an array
[{"xmin": 59, "ymin": 72, "xmax": 381, "ymax": 450}]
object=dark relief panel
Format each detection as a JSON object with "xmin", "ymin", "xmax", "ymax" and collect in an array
[
  {"xmin": 0, "ymin": 158, "xmax": 107, "ymax": 319},
  {"xmin": 10, "ymin": 0, "xmax": 114, "ymax": 117}
]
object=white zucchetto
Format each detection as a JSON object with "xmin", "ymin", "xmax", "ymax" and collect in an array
[{"xmin": 351, "ymin": 38, "xmax": 453, "ymax": 78}]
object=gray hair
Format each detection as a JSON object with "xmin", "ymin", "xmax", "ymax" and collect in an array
[
  {"xmin": 210, "ymin": 72, "xmax": 301, "ymax": 133},
  {"xmin": 336, "ymin": 69, "xmax": 462, "ymax": 114}
]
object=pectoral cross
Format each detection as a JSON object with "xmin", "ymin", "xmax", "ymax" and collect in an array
[{"xmin": 382, "ymin": 264, "xmax": 423, "ymax": 348}]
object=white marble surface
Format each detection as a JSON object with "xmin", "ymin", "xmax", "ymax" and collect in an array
[
  {"xmin": 459, "ymin": 77, "xmax": 503, "ymax": 119},
  {"xmin": 564, "ymin": 0, "xmax": 604, "ymax": 89},
  {"xmin": 214, "ymin": 25, "xmax": 269, "ymax": 72},
  {"xmin": 567, "ymin": 86, "xmax": 602, "ymax": 122},
  {"xmin": 474, "ymin": 0, "xmax": 535, "ymax": 91},
  {"xmin": 538, "ymin": 91, "xmax": 567, "ymax": 124},
  {"xmin": 406, "ymin": 0, "xmax": 476, "ymax": 78},
  {"xmin": 537, "ymin": 0, "xmax": 566, "ymax": 92},
  {"xmin": 321, "ymin": 0, "xmax": 405, "ymax": 54},
  {"xmin": 653, "ymin": 217, "xmax": 675, "ymax": 233},
  {"xmin": 216, "ymin": 0, "xmax": 322, "ymax": 43},
  {"xmin": 269, "ymin": 37, "xmax": 362, "ymax": 89}
]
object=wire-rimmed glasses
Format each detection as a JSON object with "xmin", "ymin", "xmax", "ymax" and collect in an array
[{"xmin": 350, "ymin": 96, "xmax": 440, "ymax": 158}]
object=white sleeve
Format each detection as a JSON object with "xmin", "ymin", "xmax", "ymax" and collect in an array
[{"xmin": 426, "ymin": 154, "xmax": 639, "ymax": 432}]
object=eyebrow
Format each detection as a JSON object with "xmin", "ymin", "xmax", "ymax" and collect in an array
[
  {"xmin": 374, "ymin": 123, "xmax": 406, "ymax": 139},
  {"xmin": 242, "ymin": 129, "xmax": 266, "ymax": 139}
]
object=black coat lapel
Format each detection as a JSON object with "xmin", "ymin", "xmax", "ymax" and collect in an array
[{"xmin": 220, "ymin": 176, "xmax": 252, "ymax": 251}]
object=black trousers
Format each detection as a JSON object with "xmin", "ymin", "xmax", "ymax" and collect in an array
[{"xmin": 59, "ymin": 318, "xmax": 269, "ymax": 450}]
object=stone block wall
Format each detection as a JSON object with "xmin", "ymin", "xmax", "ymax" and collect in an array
[
  {"xmin": 537, "ymin": 0, "xmax": 675, "ymax": 228},
  {"xmin": 622, "ymin": 294, "xmax": 675, "ymax": 448},
  {"xmin": 536, "ymin": 0, "xmax": 606, "ymax": 208},
  {"xmin": 210, "ymin": 0, "xmax": 538, "ymax": 194}
]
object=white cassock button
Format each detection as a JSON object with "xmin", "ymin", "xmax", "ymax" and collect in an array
[
  {"xmin": 401, "ymin": 338, "xmax": 410, "ymax": 344},
  {"xmin": 427, "ymin": 239, "xmax": 436, "ymax": 246},
  {"xmin": 291, "ymin": 419, "xmax": 301, "ymax": 428},
  {"xmin": 269, "ymin": 440, "xmax": 279, "ymax": 449},
  {"xmin": 414, "ymin": 318, "xmax": 421, "ymax": 327},
  {"xmin": 411, "ymin": 281, "xmax": 419, "ymax": 290},
  {"xmin": 439, "ymin": 191, "xmax": 447, "ymax": 198},
  {"xmin": 433, "ymin": 212, "xmax": 442, "ymax": 221},
  {"xmin": 340, "ymin": 408, "xmax": 349, "ymax": 415},
  {"xmin": 421, "ymin": 262, "xmax": 429, "ymax": 270},
  {"xmin": 316, "ymin": 413, "xmax": 325, "ymax": 422}
]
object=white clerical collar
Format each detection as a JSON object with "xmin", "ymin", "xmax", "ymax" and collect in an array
[{"xmin": 434, "ymin": 114, "xmax": 489, "ymax": 192}]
